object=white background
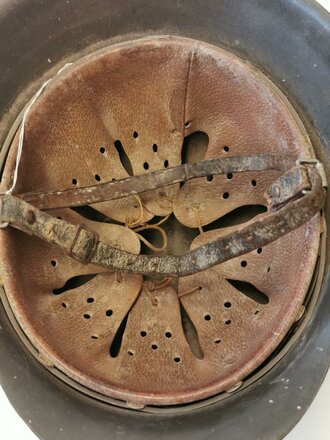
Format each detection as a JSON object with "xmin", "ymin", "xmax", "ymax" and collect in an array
[{"xmin": 0, "ymin": 0, "xmax": 329, "ymax": 438}]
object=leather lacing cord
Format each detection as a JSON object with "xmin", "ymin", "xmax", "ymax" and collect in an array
[
  {"xmin": 133, "ymin": 215, "xmax": 170, "ymax": 253},
  {"xmin": 124, "ymin": 195, "xmax": 145, "ymax": 228},
  {"xmin": 178, "ymin": 285, "xmax": 203, "ymax": 298},
  {"xmin": 124, "ymin": 195, "xmax": 169, "ymax": 253},
  {"xmin": 143, "ymin": 277, "xmax": 173, "ymax": 306},
  {"xmin": 125, "ymin": 207, "xmax": 170, "ymax": 290}
]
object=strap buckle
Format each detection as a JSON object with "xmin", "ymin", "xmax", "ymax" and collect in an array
[
  {"xmin": 296, "ymin": 158, "xmax": 328, "ymax": 189},
  {"xmin": 68, "ymin": 223, "xmax": 99, "ymax": 264}
]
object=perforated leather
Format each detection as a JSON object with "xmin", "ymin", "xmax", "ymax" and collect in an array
[{"xmin": 0, "ymin": 36, "xmax": 320, "ymax": 406}]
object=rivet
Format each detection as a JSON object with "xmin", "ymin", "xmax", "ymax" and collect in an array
[
  {"xmin": 273, "ymin": 184, "xmax": 281, "ymax": 198},
  {"xmin": 295, "ymin": 305, "xmax": 305, "ymax": 322},
  {"xmin": 38, "ymin": 352, "xmax": 54, "ymax": 368},
  {"xmin": 126, "ymin": 401, "xmax": 145, "ymax": 410},
  {"xmin": 26, "ymin": 210, "xmax": 36, "ymax": 224},
  {"xmin": 226, "ymin": 381, "xmax": 243, "ymax": 393}
]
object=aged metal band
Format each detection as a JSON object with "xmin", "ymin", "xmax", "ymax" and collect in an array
[
  {"xmin": 0, "ymin": 156, "xmax": 326, "ymax": 276},
  {"xmin": 17, "ymin": 153, "xmax": 295, "ymax": 210}
]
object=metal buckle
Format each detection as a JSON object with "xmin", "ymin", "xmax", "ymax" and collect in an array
[
  {"xmin": 68, "ymin": 223, "xmax": 99, "ymax": 264},
  {"xmin": 296, "ymin": 158, "xmax": 328, "ymax": 189}
]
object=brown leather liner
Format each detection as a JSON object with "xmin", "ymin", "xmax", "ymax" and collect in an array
[{"xmin": 0, "ymin": 36, "xmax": 320, "ymax": 406}]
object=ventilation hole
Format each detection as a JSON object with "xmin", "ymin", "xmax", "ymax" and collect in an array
[
  {"xmin": 185, "ymin": 121, "xmax": 190, "ymax": 127},
  {"xmin": 51, "ymin": 260, "xmax": 57, "ymax": 267},
  {"xmin": 72, "ymin": 178, "xmax": 77, "ymax": 185},
  {"xmin": 84, "ymin": 314, "xmax": 91, "ymax": 320},
  {"xmin": 152, "ymin": 144, "xmax": 158, "ymax": 152},
  {"xmin": 128, "ymin": 350, "xmax": 134, "ymax": 356},
  {"xmin": 61, "ymin": 302, "xmax": 67, "ymax": 308},
  {"xmin": 106, "ymin": 309, "xmax": 113, "ymax": 317},
  {"xmin": 225, "ymin": 320, "xmax": 232, "ymax": 325},
  {"xmin": 227, "ymin": 173, "xmax": 233, "ymax": 180},
  {"xmin": 204, "ymin": 205, "xmax": 267, "ymax": 231},
  {"xmin": 99, "ymin": 147, "xmax": 105, "ymax": 154},
  {"xmin": 95, "ymin": 174, "xmax": 101, "ymax": 182},
  {"xmin": 114, "ymin": 140, "xmax": 134, "ymax": 176},
  {"xmin": 133, "ymin": 131, "xmax": 138, "ymax": 138},
  {"xmin": 180, "ymin": 303, "xmax": 204, "ymax": 359},
  {"xmin": 227, "ymin": 279, "xmax": 269, "ymax": 304},
  {"xmin": 181, "ymin": 131, "xmax": 209, "ymax": 164},
  {"xmin": 164, "ymin": 160, "xmax": 169, "ymax": 168},
  {"xmin": 204, "ymin": 314, "xmax": 211, "ymax": 321},
  {"xmin": 87, "ymin": 298, "xmax": 94, "ymax": 303},
  {"xmin": 215, "ymin": 339, "xmax": 221, "ymax": 344},
  {"xmin": 267, "ymin": 267, "xmax": 271, "ymax": 273},
  {"xmin": 174, "ymin": 357, "xmax": 181, "ymax": 363},
  {"xmin": 140, "ymin": 331, "xmax": 147, "ymax": 337},
  {"xmin": 224, "ymin": 302, "xmax": 232, "ymax": 308},
  {"xmin": 110, "ymin": 314, "xmax": 128, "ymax": 358},
  {"xmin": 251, "ymin": 180, "xmax": 257, "ymax": 187},
  {"xmin": 151, "ymin": 344, "xmax": 158, "ymax": 350},
  {"xmin": 206, "ymin": 175, "xmax": 213, "ymax": 182},
  {"xmin": 223, "ymin": 146, "xmax": 230, "ymax": 152},
  {"xmin": 254, "ymin": 310, "xmax": 260, "ymax": 315},
  {"xmin": 165, "ymin": 332, "xmax": 172, "ymax": 339},
  {"xmin": 53, "ymin": 274, "xmax": 97, "ymax": 295},
  {"xmin": 241, "ymin": 261, "xmax": 247, "ymax": 267},
  {"xmin": 257, "ymin": 248, "xmax": 263, "ymax": 254},
  {"xmin": 91, "ymin": 336, "xmax": 98, "ymax": 340},
  {"xmin": 223, "ymin": 192, "xmax": 230, "ymax": 199},
  {"xmin": 143, "ymin": 162, "xmax": 149, "ymax": 170}
]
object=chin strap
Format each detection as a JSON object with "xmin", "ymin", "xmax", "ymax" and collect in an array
[{"xmin": 0, "ymin": 154, "xmax": 327, "ymax": 277}]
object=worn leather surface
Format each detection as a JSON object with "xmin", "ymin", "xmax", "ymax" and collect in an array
[{"xmin": 0, "ymin": 36, "xmax": 320, "ymax": 405}]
